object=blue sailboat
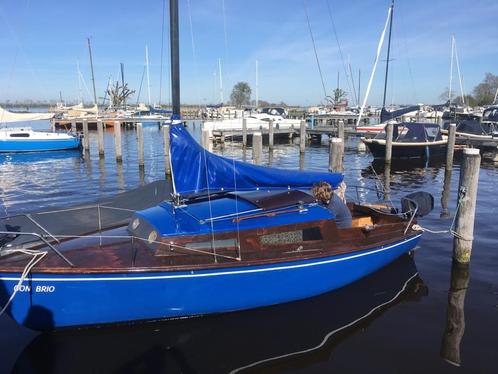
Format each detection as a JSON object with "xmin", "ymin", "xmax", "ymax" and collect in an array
[
  {"xmin": 0, "ymin": 120, "xmax": 429, "ymax": 330},
  {"xmin": 0, "ymin": 0, "xmax": 430, "ymax": 331}
]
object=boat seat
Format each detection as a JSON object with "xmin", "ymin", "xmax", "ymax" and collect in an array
[{"xmin": 351, "ymin": 216, "xmax": 373, "ymax": 228}]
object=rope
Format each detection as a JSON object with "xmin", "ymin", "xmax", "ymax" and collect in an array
[
  {"xmin": 325, "ymin": 0, "xmax": 357, "ymax": 105},
  {"xmin": 409, "ymin": 190, "xmax": 473, "ymax": 241},
  {"xmin": 303, "ymin": 0, "xmax": 328, "ymax": 99},
  {"xmin": 0, "ymin": 249, "xmax": 48, "ymax": 317}
]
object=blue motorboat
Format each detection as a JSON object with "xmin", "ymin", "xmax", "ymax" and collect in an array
[
  {"xmin": 0, "ymin": 123, "xmax": 429, "ymax": 330},
  {"xmin": 0, "ymin": 127, "xmax": 81, "ymax": 153}
]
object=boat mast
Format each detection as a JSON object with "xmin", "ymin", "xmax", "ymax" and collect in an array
[
  {"xmin": 382, "ymin": 0, "xmax": 394, "ymax": 110},
  {"xmin": 145, "ymin": 45, "xmax": 152, "ymax": 106},
  {"xmin": 453, "ymin": 36, "xmax": 466, "ymax": 106},
  {"xmin": 77, "ymin": 60, "xmax": 83, "ymax": 104},
  {"xmin": 218, "ymin": 58, "xmax": 224, "ymax": 104},
  {"xmin": 170, "ymin": 0, "xmax": 180, "ymax": 116},
  {"xmin": 87, "ymin": 38, "xmax": 98, "ymax": 107},
  {"xmin": 255, "ymin": 59, "xmax": 259, "ymax": 109},
  {"xmin": 449, "ymin": 35, "xmax": 455, "ymax": 107},
  {"xmin": 358, "ymin": 69, "xmax": 361, "ymax": 106}
]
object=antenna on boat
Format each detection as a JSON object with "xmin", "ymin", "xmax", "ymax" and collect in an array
[{"xmin": 381, "ymin": 0, "xmax": 394, "ymax": 110}]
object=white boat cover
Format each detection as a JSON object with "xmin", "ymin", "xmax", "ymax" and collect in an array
[{"xmin": 0, "ymin": 106, "xmax": 54, "ymax": 123}]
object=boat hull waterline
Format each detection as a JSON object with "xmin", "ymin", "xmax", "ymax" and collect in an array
[
  {"xmin": 362, "ymin": 139, "xmax": 447, "ymax": 159},
  {"xmin": 0, "ymin": 234, "xmax": 421, "ymax": 330},
  {"xmin": 0, "ymin": 138, "xmax": 81, "ymax": 153}
]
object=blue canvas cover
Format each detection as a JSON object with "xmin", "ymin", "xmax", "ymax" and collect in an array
[{"xmin": 169, "ymin": 125, "xmax": 343, "ymax": 195}]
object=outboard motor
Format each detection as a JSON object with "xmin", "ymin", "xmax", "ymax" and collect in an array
[{"xmin": 401, "ymin": 192, "xmax": 434, "ymax": 217}]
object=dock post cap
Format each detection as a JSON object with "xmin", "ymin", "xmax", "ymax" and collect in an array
[
  {"xmin": 449, "ymin": 123, "xmax": 457, "ymax": 127},
  {"xmin": 330, "ymin": 138, "xmax": 343, "ymax": 143},
  {"xmin": 463, "ymin": 148, "xmax": 480, "ymax": 156}
]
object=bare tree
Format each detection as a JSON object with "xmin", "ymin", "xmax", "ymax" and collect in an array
[{"xmin": 107, "ymin": 81, "xmax": 136, "ymax": 108}]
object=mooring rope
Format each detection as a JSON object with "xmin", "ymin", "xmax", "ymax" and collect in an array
[
  {"xmin": 0, "ymin": 249, "xmax": 47, "ymax": 317},
  {"xmin": 410, "ymin": 189, "xmax": 473, "ymax": 241}
]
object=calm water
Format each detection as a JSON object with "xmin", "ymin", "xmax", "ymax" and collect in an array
[{"xmin": 0, "ymin": 120, "xmax": 497, "ymax": 373}]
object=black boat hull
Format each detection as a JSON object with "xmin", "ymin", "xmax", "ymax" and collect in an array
[{"xmin": 363, "ymin": 140, "xmax": 447, "ymax": 159}]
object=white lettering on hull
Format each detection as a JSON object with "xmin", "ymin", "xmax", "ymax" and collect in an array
[{"xmin": 13, "ymin": 285, "xmax": 55, "ymax": 293}]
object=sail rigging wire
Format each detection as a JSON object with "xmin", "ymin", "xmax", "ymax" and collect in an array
[
  {"xmin": 303, "ymin": 0, "xmax": 328, "ymax": 99},
  {"xmin": 186, "ymin": 0, "xmax": 201, "ymax": 108},
  {"xmin": 202, "ymin": 141, "xmax": 219, "ymax": 262},
  {"xmin": 356, "ymin": 6, "xmax": 392, "ymax": 127},
  {"xmin": 135, "ymin": 66, "xmax": 146, "ymax": 105},
  {"xmin": 325, "ymin": 0, "xmax": 357, "ymax": 106}
]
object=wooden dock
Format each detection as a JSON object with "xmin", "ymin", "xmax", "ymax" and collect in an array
[{"xmin": 51, "ymin": 117, "xmax": 171, "ymax": 131}]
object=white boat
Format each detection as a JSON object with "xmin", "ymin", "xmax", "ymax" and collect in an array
[
  {"xmin": 0, "ymin": 127, "xmax": 81, "ymax": 153},
  {"xmin": 203, "ymin": 107, "xmax": 300, "ymax": 132}
]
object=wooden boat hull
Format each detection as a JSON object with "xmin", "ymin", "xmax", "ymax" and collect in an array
[
  {"xmin": 0, "ymin": 234, "xmax": 421, "ymax": 330},
  {"xmin": 362, "ymin": 139, "xmax": 447, "ymax": 159}
]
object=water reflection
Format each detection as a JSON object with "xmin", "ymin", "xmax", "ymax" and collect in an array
[
  {"xmin": 440, "ymin": 169, "xmax": 453, "ymax": 219},
  {"xmin": 12, "ymin": 255, "xmax": 427, "ymax": 373},
  {"xmin": 440, "ymin": 261, "xmax": 470, "ymax": 367}
]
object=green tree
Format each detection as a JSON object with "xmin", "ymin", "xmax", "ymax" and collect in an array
[
  {"xmin": 472, "ymin": 73, "xmax": 498, "ymax": 106},
  {"xmin": 230, "ymin": 82, "xmax": 252, "ymax": 108}
]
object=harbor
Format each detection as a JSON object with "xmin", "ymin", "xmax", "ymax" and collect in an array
[{"xmin": 1, "ymin": 0, "xmax": 498, "ymax": 372}]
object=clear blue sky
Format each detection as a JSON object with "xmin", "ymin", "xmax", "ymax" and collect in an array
[{"xmin": 0, "ymin": 0, "xmax": 496, "ymax": 106}]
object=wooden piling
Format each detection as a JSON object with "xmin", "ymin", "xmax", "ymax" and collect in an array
[
  {"xmin": 201, "ymin": 129, "xmax": 210, "ymax": 149},
  {"xmin": 385, "ymin": 122, "xmax": 393, "ymax": 164},
  {"xmin": 269, "ymin": 120, "xmax": 274, "ymax": 150},
  {"xmin": 299, "ymin": 120, "xmax": 306, "ymax": 154},
  {"xmin": 337, "ymin": 120, "xmax": 345, "ymax": 142},
  {"xmin": 446, "ymin": 123, "xmax": 456, "ymax": 171},
  {"xmin": 252, "ymin": 132, "xmax": 263, "ymax": 164},
  {"xmin": 242, "ymin": 118, "xmax": 248, "ymax": 148},
  {"xmin": 493, "ymin": 147, "xmax": 498, "ymax": 163},
  {"xmin": 114, "ymin": 121, "xmax": 122, "ymax": 162},
  {"xmin": 163, "ymin": 124, "xmax": 171, "ymax": 175},
  {"xmin": 453, "ymin": 148, "xmax": 481, "ymax": 264},
  {"xmin": 71, "ymin": 120, "xmax": 76, "ymax": 133},
  {"xmin": 82, "ymin": 119, "xmax": 89, "ymax": 151},
  {"xmin": 97, "ymin": 120, "xmax": 104, "ymax": 156},
  {"xmin": 137, "ymin": 122, "xmax": 144, "ymax": 167},
  {"xmin": 329, "ymin": 138, "xmax": 344, "ymax": 172}
]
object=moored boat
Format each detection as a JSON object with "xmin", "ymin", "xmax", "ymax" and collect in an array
[
  {"xmin": 0, "ymin": 123, "xmax": 430, "ymax": 330},
  {"xmin": 361, "ymin": 122, "xmax": 447, "ymax": 159},
  {"xmin": 0, "ymin": 127, "xmax": 81, "ymax": 153}
]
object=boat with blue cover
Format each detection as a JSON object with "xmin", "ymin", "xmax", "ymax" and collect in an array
[
  {"xmin": 0, "ymin": 122, "xmax": 430, "ymax": 330},
  {"xmin": 0, "ymin": 127, "xmax": 81, "ymax": 153},
  {"xmin": 0, "ymin": 0, "xmax": 430, "ymax": 330},
  {"xmin": 361, "ymin": 122, "xmax": 448, "ymax": 159}
]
